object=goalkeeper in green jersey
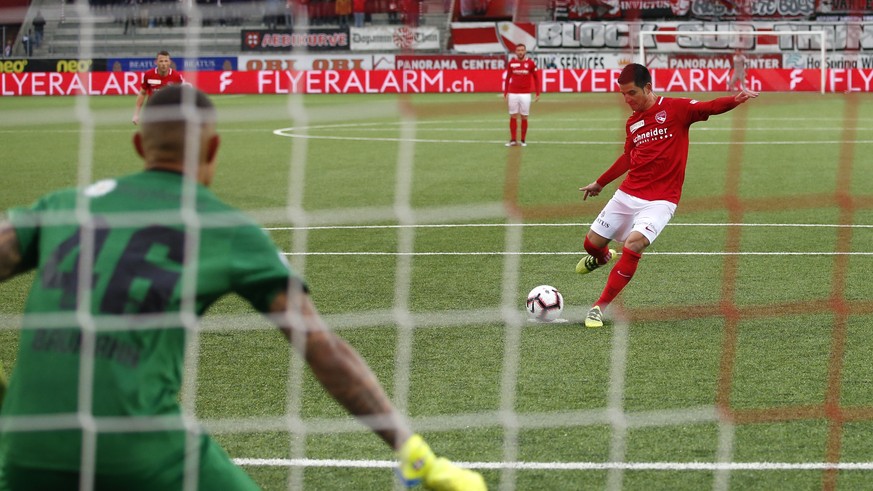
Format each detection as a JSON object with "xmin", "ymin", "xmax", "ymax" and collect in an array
[{"xmin": 0, "ymin": 85, "xmax": 485, "ymax": 491}]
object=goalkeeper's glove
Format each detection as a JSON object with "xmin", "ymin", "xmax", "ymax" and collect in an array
[{"xmin": 397, "ymin": 434, "xmax": 487, "ymax": 491}]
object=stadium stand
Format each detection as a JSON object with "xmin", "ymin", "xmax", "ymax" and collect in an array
[{"xmin": 12, "ymin": 0, "xmax": 460, "ymax": 57}]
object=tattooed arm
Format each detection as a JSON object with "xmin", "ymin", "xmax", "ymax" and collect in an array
[
  {"xmin": 268, "ymin": 289, "xmax": 411, "ymax": 450},
  {"xmin": 264, "ymin": 287, "xmax": 488, "ymax": 491}
]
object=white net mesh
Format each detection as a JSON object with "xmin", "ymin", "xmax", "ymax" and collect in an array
[{"xmin": 2, "ymin": 2, "xmax": 873, "ymax": 491}]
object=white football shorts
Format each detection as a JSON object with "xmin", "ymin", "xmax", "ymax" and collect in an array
[
  {"xmin": 507, "ymin": 93, "xmax": 532, "ymax": 116},
  {"xmin": 589, "ymin": 189, "xmax": 677, "ymax": 244}
]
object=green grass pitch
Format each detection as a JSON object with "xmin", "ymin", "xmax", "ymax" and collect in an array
[{"xmin": 1, "ymin": 91, "xmax": 872, "ymax": 490}]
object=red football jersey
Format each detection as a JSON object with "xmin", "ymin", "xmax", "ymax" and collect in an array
[
  {"xmin": 138, "ymin": 67, "xmax": 184, "ymax": 96},
  {"xmin": 597, "ymin": 96, "xmax": 740, "ymax": 204},
  {"xmin": 504, "ymin": 57, "xmax": 539, "ymax": 96}
]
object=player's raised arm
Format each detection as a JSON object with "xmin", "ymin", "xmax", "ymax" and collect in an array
[
  {"xmin": 268, "ymin": 288, "xmax": 408, "ymax": 446},
  {"xmin": 692, "ymin": 87, "xmax": 759, "ymax": 119}
]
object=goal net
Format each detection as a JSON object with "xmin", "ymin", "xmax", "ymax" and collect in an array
[{"xmin": 1, "ymin": 1, "xmax": 872, "ymax": 490}]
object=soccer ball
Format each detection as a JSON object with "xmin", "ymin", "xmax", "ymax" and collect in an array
[{"xmin": 525, "ymin": 285, "xmax": 564, "ymax": 322}]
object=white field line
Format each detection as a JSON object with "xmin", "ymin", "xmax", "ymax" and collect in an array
[
  {"xmin": 269, "ymin": 118, "xmax": 873, "ymax": 144},
  {"xmin": 282, "ymin": 251, "xmax": 873, "ymax": 257},
  {"xmin": 272, "ymin": 117, "xmax": 873, "ymax": 125},
  {"xmin": 269, "ymin": 222, "xmax": 873, "ymax": 256},
  {"xmin": 271, "ymin": 132, "xmax": 873, "ymax": 146},
  {"xmin": 270, "ymin": 119, "xmax": 873, "ymax": 144},
  {"xmin": 271, "ymin": 126, "xmax": 873, "ymax": 132},
  {"xmin": 3, "ymin": 130, "xmax": 871, "ymax": 143},
  {"xmin": 282, "ymin": 251, "xmax": 873, "ymax": 256},
  {"xmin": 233, "ymin": 458, "xmax": 873, "ymax": 471},
  {"xmin": 4, "ymin": 125, "xmax": 872, "ymax": 134},
  {"xmin": 264, "ymin": 222, "xmax": 873, "ymax": 231}
]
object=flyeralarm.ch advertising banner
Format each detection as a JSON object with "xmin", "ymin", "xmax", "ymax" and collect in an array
[{"xmin": 2, "ymin": 69, "xmax": 873, "ymax": 95}]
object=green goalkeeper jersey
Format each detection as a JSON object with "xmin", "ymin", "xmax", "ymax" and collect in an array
[{"xmin": 1, "ymin": 170, "xmax": 297, "ymax": 473}]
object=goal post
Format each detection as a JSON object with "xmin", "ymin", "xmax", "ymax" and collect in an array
[{"xmin": 638, "ymin": 30, "xmax": 828, "ymax": 94}]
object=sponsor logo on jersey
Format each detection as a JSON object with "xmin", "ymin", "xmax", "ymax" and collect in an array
[
  {"xmin": 629, "ymin": 120, "xmax": 645, "ymax": 133},
  {"xmin": 632, "ymin": 126, "xmax": 669, "ymax": 145},
  {"xmin": 509, "ymin": 59, "xmax": 533, "ymax": 76}
]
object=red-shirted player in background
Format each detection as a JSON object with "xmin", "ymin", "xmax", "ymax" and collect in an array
[
  {"xmin": 503, "ymin": 44, "xmax": 539, "ymax": 147},
  {"xmin": 132, "ymin": 51, "xmax": 185, "ymax": 125},
  {"xmin": 577, "ymin": 63, "xmax": 758, "ymax": 328}
]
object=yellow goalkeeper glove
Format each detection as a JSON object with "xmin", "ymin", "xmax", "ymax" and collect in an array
[{"xmin": 397, "ymin": 434, "xmax": 487, "ymax": 491}]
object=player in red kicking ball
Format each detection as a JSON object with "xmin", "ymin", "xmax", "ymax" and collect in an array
[{"xmin": 577, "ymin": 63, "xmax": 758, "ymax": 328}]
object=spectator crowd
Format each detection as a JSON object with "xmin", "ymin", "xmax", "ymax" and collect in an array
[{"xmin": 86, "ymin": 0, "xmax": 419, "ymax": 29}]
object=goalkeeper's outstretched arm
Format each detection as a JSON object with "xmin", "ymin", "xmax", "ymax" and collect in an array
[{"xmin": 269, "ymin": 289, "xmax": 486, "ymax": 490}]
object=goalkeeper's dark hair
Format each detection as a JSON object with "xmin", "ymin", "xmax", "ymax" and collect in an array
[
  {"xmin": 618, "ymin": 63, "xmax": 652, "ymax": 89},
  {"xmin": 141, "ymin": 84, "xmax": 216, "ymax": 126}
]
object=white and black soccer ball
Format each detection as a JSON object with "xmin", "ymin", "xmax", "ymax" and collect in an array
[{"xmin": 525, "ymin": 285, "xmax": 564, "ymax": 322}]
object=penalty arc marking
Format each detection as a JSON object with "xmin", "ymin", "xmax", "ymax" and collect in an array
[{"xmin": 271, "ymin": 121, "xmax": 873, "ymax": 145}]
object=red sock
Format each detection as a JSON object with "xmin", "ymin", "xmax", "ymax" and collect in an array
[
  {"xmin": 521, "ymin": 119, "xmax": 528, "ymax": 141},
  {"xmin": 584, "ymin": 236, "xmax": 611, "ymax": 265},
  {"xmin": 509, "ymin": 118, "xmax": 517, "ymax": 141},
  {"xmin": 595, "ymin": 247, "xmax": 642, "ymax": 308}
]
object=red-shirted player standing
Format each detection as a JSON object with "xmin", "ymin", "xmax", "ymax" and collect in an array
[
  {"xmin": 577, "ymin": 63, "xmax": 758, "ymax": 328},
  {"xmin": 503, "ymin": 44, "xmax": 539, "ymax": 147},
  {"xmin": 132, "ymin": 51, "xmax": 185, "ymax": 125}
]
